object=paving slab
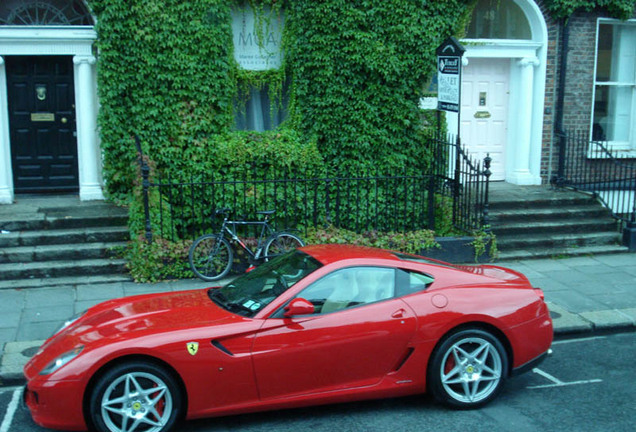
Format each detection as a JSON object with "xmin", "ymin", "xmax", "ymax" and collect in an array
[
  {"xmin": 76, "ymin": 282, "xmax": 125, "ymax": 301},
  {"xmin": 16, "ymin": 320, "xmax": 60, "ymax": 341},
  {"xmin": 516, "ymin": 258, "xmax": 573, "ymax": 272},
  {"xmin": 545, "ymin": 290, "xmax": 613, "ymax": 314},
  {"xmin": 547, "ymin": 302, "xmax": 593, "ymax": 335},
  {"xmin": 25, "ymin": 286, "xmax": 75, "ymax": 308},
  {"xmin": 590, "ymin": 253, "xmax": 636, "ymax": 267},
  {"xmin": 578, "ymin": 310, "xmax": 635, "ymax": 331},
  {"xmin": 0, "ymin": 340, "xmax": 43, "ymax": 385}
]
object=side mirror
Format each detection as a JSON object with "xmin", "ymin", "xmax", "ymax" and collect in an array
[{"xmin": 284, "ymin": 298, "xmax": 315, "ymax": 318}]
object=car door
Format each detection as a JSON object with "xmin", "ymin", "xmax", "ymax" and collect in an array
[{"xmin": 251, "ymin": 266, "xmax": 417, "ymax": 400}]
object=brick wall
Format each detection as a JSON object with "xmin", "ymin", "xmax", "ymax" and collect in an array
[{"xmin": 537, "ymin": 2, "xmax": 636, "ymax": 183}]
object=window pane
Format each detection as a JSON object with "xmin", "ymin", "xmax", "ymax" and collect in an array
[
  {"xmin": 596, "ymin": 24, "xmax": 614, "ymax": 82},
  {"xmin": 593, "ymin": 85, "xmax": 633, "ymax": 142},
  {"xmin": 597, "ymin": 23, "xmax": 636, "ymax": 83},
  {"xmin": 465, "ymin": 0, "xmax": 531, "ymax": 40},
  {"xmin": 0, "ymin": 0, "xmax": 93, "ymax": 25},
  {"xmin": 300, "ymin": 267, "xmax": 394, "ymax": 314},
  {"xmin": 234, "ymin": 82, "xmax": 289, "ymax": 131}
]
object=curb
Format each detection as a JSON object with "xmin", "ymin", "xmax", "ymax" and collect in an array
[{"xmin": 2, "ymin": 308, "xmax": 636, "ymax": 388}]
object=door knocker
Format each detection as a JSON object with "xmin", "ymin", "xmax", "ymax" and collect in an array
[{"xmin": 36, "ymin": 85, "xmax": 47, "ymax": 101}]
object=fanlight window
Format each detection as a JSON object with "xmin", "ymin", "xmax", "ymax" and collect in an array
[
  {"xmin": 0, "ymin": 0, "xmax": 93, "ymax": 26},
  {"xmin": 465, "ymin": 0, "xmax": 531, "ymax": 40}
]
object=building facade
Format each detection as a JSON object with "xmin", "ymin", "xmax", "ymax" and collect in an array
[{"xmin": 0, "ymin": 0, "xmax": 633, "ymax": 204}]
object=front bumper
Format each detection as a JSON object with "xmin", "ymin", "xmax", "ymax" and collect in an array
[{"xmin": 24, "ymin": 377, "xmax": 87, "ymax": 431}]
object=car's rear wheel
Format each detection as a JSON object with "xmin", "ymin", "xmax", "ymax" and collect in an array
[
  {"xmin": 428, "ymin": 328, "xmax": 508, "ymax": 409},
  {"xmin": 88, "ymin": 361, "xmax": 182, "ymax": 432}
]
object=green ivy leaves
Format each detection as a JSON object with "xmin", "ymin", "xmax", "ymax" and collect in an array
[{"xmin": 544, "ymin": 0, "xmax": 635, "ymax": 20}]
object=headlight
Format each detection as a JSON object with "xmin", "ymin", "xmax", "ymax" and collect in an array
[
  {"xmin": 53, "ymin": 311, "xmax": 86, "ymax": 336},
  {"xmin": 39, "ymin": 346, "xmax": 84, "ymax": 375}
]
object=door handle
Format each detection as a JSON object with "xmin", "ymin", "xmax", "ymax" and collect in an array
[{"xmin": 392, "ymin": 309, "xmax": 406, "ymax": 318}]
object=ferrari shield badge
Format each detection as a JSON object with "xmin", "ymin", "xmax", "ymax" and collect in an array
[{"xmin": 186, "ymin": 342, "xmax": 199, "ymax": 356}]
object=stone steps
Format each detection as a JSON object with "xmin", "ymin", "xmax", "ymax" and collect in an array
[
  {"xmin": 0, "ymin": 242, "xmax": 127, "ymax": 263},
  {"xmin": 493, "ymin": 218, "xmax": 619, "ymax": 236},
  {"xmin": 488, "ymin": 184, "xmax": 628, "ymax": 261},
  {"xmin": 0, "ymin": 274, "xmax": 132, "ymax": 290},
  {"xmin": 0, "ymin": 258, "xmax": 128, "ymax": 280},
  {"xmin": 0, "ymin": 196, "xmax": 132, "ymax": 288},
  {"xmin": 497, "ymin": 244, "xmax": 629, "ymax": 261},
  {"xmin": 0, "ymin": 226, "xmax": 128, "ymax": 248}
]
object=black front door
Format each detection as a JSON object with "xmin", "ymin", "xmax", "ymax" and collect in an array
[{"xmin": 6, "ymin": 56, "xmax": 78, "ymax": 193}]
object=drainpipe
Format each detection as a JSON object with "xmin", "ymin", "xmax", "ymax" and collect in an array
[{"xmin": 553, "ymin": 19, "xmax": 569, "ymax": 187}]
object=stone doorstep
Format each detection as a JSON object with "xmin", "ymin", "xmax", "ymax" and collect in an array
[{"xmin": 2, "ymin": 306, "xmax": 635, "ymax": 387}]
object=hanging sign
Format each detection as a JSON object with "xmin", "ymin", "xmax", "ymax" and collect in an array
[
  {"xmin": 232, "ymin": 4, "xmax": 283, "ymax": 70},
  {"xmin": 436, "ymin": 37, "xmax": 465, "ymax": 113}
]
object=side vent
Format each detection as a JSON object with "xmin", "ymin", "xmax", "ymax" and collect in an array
[
  {"xmin": 211, "ymin": 340, "xmax": 234, "ymax": 356},
  {"xmin": 392, "ymin": 347, "xmax": 415, "ymax": 372}
]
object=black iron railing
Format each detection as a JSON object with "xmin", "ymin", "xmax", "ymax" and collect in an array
[
  {"xmin": 135, "ymin": 134, "xmax": 491, "ymax": 243},
  {"xmin": 556, "ymin": 130, "xmax": 636, "ymax": 226}
]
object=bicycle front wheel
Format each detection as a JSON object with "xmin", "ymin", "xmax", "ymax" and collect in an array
[
  {"xmin": 264, "ymin": 232, "xmax": 304, "ymax": 260},
  {"xmin": 188, "ymin": 235, "xmax": 233, "ymax": 281}
]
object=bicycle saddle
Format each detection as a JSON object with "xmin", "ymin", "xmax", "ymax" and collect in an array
[{"xmin": 257, "ymin": 210, "xmax": 275, "ymax": 215}]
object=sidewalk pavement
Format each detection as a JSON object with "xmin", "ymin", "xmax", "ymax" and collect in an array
[{"xmin": 1, "ymin": 253, "xmax": 635, "ymax": 386}]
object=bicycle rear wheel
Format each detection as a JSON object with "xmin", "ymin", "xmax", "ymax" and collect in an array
[
  {"xmin": 188, "ymin": 235, "xmax": 233, "ymax": 281},
  {"xmin": 264, "ymin": 232, "xmax": 304, "ymax": 260}
]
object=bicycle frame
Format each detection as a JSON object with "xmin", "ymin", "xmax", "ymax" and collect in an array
[{"xmin": 217, "ymin": 216, "xmax": 275, "ymax": 261}]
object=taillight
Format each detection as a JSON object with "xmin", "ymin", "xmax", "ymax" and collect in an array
[{"xmin": 534, "ymin": 287, "xmax": 545, "ymax": 301}]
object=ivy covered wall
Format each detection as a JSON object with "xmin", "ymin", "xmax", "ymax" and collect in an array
[
  {"xmin": 89, "ymin": 0, "xmax": 236, "ymax": 200},
  {"xmin": 282, "ymin": 0, "xmax": 472, "ymax": 173},
  {"xmin": 87, "ymin": 0, "xmax": 473, "ymax": 201}
]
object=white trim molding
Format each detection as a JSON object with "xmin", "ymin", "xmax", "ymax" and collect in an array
[
  {"xmin": 0, "ymin": 56, "xmax": 13, "ymax": 203},
  {"xmin": 0, "ymin": 26, "xmax": 103, "ymax": 203},
  {"xmin": 459, "ymin": 0, "xmax": 548, "ymax": 185}
]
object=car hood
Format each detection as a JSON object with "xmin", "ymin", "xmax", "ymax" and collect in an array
[{"xmin": 50, "ymin": 289, "xmax": 239, "ymax": 347}]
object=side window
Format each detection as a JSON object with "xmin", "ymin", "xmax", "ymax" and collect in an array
[
  {"xmin": 396, "ymin": 269, "xmax": 435, "ymax": 297},
  {"xmin": 298, "ymin": 267, "xmax": 395, "ymax": 314}
]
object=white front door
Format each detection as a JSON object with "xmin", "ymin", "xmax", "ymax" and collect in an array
[{"xmin": 460, "ymin": 58, "xmax": 510, "ymax": 181}]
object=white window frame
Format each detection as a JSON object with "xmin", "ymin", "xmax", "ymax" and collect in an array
[{"xmin": 590, "ymin": 18, "xmax": 636, "ymax": 157}]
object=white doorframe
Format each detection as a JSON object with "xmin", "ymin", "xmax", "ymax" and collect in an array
[
  {"xmin": 0, "ymin": 26, "xmax": 102, "ymax": 203},
  {"xmin": 457, "ymin": 0, "xmax": 548, "ymax": 185}
]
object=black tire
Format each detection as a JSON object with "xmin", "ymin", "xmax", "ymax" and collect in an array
[
  {"xmin": 88, "ymin": 361, "xmax": 183, "ymax": 432},
  {"xmin": 428, "ymin": 328, "xmax": 508, "ymax": 409},
  {"xmin": 264, "ymin": 232, "xmax": 304, "ymax": 260},
  {"xmin": 188, "ymin": 235, "xmax": 233, "ymax": 281}
]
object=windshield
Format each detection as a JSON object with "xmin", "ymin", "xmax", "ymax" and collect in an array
[{"xmin": 208, "ymin": 250, "xmax": 322, "ymax": 317}]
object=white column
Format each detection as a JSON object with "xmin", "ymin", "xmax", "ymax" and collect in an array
[
  {"xmin": 508, "ymin": 56, "xmax": 539, "ymax": 185},
  {"xmin": 73, "ymin": 55, "xmax": 104, "ymax": 201},
  {"xmin": 0, "ymin": 56, "xmax": 13, "ymax": 204}
]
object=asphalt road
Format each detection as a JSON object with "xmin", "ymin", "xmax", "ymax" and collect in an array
[{"xmin": 2, "ymin": 332, "xmax": 635, "ymax": 432}]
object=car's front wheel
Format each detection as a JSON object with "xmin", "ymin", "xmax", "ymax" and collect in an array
[
  {"xmin": 428, "ymin": 328, "xmax": 508, "ymax": 409},
  {"xmin": 88, "ymin": 361, "xmax": 183, "ymax": 432}
]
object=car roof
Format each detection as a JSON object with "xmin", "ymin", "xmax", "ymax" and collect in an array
[{"xmin": 300, "ymin": 244, "xmax": 418, "ymax": 266}]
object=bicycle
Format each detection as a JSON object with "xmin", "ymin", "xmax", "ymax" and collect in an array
[{"xmin": 188, "ymin": 208, "xmax": 305, "ymax": 281}]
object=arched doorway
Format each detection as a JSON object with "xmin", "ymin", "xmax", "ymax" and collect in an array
[
  {"xmin": 0, "ymin": 0, "xmax": 102, "ymax": 203},
  {"xmin": 449, "ymin": 0, "xmax": 547, "ymax": 184}
]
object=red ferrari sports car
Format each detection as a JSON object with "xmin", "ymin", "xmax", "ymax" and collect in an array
[{"xmin": 24, "ymin": 244, "xmax": 553, "ymax": 432}]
